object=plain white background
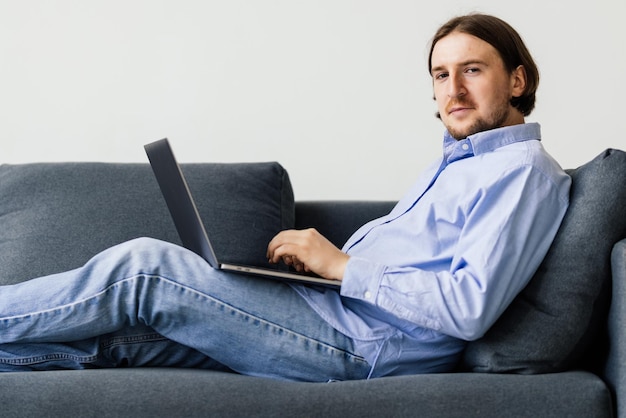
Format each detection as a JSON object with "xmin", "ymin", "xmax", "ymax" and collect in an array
[{"xmin": 1, "ymin": 1, "xmax": 624, "ymax": 200}]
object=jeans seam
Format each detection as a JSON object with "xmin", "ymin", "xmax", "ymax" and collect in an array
[
  {"xmin": 202, "ymin": 289, "xmax": 368, "ymax": 365},
  {"xmin": 99, "ymin": 332, "xmax": 168, "ymax": 350},
  {"xmin": 0, "ymin": 352, "xmax": 100, "ymax": 366},
  {"xmin": 136, "ymin": 273, "xmax": 365, "ymax": 364}
]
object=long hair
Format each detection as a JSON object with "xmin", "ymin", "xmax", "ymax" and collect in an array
[{"xmin": 428, "ymin": 14, "xmax": 539, "ymax": 116}]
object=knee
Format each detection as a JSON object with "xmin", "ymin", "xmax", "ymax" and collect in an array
[
  {"xmin": 102, "ymin": 237, "xmax": 189, "ymax": 269},
  {"xmin": 120, "ymin": 237, "xmax": 184, "ymax": 260},
  {"xmin": 86, "ymin": 237, "xmax": 209, "ymax": 283},
  {"xmin": 124, "ymin": 237, "xmax": 172, "ymax": 252},
  {"xmin": 126, "ymin": 237, "xmax": 209, "ymax": 268}
]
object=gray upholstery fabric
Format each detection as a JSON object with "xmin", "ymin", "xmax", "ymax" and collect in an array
[
  {"xmin": 0, "ymin": 369, "xmax": 612, "ymax": 418},
  {"xmin": 0, "ymin": 162, "xmax": 294, "ymax": 285},
  {"xmin": 605, "ymin": 239, "xmax": 626, "ymax": 417},
  {"xmin": 295, "ymin": 201, "xmax": 396, "ymax": 247},
  {"xmin": 463, "ymin": 149, "xmax": 626, "ymax": 373}
]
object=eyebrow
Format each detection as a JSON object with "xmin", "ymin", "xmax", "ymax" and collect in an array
[{"xmin": 430, "ymin": 60, "xmax": 489, "ymax": 76}]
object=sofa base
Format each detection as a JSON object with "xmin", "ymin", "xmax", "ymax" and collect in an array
[{"xmin": 0, "ymin": 368, "xmax": 612, "ymax": 417}]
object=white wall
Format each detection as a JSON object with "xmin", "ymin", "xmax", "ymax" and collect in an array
[{"xmin": 1, "ymin": 1, "xmax": 624, "ymax": 200}]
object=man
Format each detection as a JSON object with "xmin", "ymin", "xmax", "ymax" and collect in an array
[{"xmin": 0, "ymin": 14, "xmax": 570, "ymax": 380}]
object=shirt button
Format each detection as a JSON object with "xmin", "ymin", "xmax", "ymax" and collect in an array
[
  {"xmin": 364, "ymin": 291, "xmax": 372, "ymax": 299},
  {"xmin": 461, "ymin": 143, "xmax": 469, "ymax": 151}
]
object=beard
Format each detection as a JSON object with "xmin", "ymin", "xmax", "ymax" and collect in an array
[{"xmin": 441, "ymin": 96, "xmax": 512, "ymax": 140}]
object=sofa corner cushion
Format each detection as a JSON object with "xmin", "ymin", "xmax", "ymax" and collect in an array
[
  {"xmin": 463, "ymin": 148, "xmax": 626, "ymax": 373},
  {"xmin": 0, "ymin": 162, "xmax": 295, "ymax": 285}
]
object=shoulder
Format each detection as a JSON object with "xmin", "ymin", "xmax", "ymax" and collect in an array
[{"xmin": 488, "ymin": 140, "xmax": 571, "ymax": 203}]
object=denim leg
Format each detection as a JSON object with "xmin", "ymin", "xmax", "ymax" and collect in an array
[
  {"xmin": 0, "ymin": 238, "xmax": 370, "ymax": 381},
  {"xmin": 98, "ymin": 325, "xmax": 232, "ymax": 370},
  {"xmin": 0, "ymin": 325, "xmax": 231, "ymax": 372}
]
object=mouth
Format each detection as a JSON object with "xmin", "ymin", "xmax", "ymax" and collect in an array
[{"xmin": 447, "ymin": 105, "xmax": 473, "ymax": 115}]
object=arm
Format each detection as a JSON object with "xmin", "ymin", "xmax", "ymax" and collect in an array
[{"xmin": 341, "ymin": 165, "xmax": 570, "ymax": 341}]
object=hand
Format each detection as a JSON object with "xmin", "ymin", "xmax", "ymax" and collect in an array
[{"xmin": 266, "ymin": 228, "xmax": 349, "ymax": 281}]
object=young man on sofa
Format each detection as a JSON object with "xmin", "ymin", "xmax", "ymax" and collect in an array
[{"xmin": 0, "ymin": 13, "xmax": 570, "ymax": 381}]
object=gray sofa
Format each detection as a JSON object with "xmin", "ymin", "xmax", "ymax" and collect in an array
[{"xmin": 0, "ymin": 148, "xmax": 624, "ymax": 417}]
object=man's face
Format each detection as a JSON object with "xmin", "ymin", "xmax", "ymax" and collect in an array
[{"xmin": 430, "ymin": 31, "xmax": 526, "ymax": 140}]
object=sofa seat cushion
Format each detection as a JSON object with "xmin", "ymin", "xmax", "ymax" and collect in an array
[
  {"xmin": 0, "ymin": 369, "xmax": 612, "ymax": 417},
  {"xmin": 0, "ymin": 162, "xmax": 294, "ymax": 285},
  {"xmin": 463, "ymin": 148, "xmax": 626, "ymax": 373}
]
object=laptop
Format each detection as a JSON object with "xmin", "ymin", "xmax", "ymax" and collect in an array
[{"xmin": 144, "ymin": 138, "xmax": 341, "ymax": 288}]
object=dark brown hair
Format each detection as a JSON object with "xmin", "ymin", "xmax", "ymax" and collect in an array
[{"xmin": 428, "ymin": 14, "xmax": 539, "ymax": 116}]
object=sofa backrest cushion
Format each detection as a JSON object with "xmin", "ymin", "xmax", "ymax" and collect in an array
[
  {"xmin": 0, "ymin": 162, "xmax": 294, "ymax": 286},
  {"xmin": 295, "ymin": 201, "xmax": 397, "ymax": 248},
  {"xmin": 462, "ymin": 148, "xmax": 626, "ymax": 373}
]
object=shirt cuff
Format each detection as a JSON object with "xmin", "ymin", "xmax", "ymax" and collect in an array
[{"xmin": 340, "ymin": 256, "xmax": 386, "ymax": 304}]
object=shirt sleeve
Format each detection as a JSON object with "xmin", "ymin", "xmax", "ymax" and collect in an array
[{"xmin": 339, "ymin": 164, "xmax": 570, "ymax": 341}]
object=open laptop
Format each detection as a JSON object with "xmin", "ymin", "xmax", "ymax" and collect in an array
[{"xmin": 144, "ymin": 138, "xmax": 341, "ymax": 288}]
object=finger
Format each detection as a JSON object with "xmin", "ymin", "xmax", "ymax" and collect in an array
[
  {"xmin": 273, "ymin": 243, "xmax": 300, "ymax": 264},
  {"xmin": 292, "ymin": 259, "xmax": 304, "ymax": 272},
  {"xmin": 267, "ymin": 230, "xmax": 297, "ymax": 261}
]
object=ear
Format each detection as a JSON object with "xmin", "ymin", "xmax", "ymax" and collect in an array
[{"xmin": 511, "ymin": 65, "xmax": 527, "ymax": 98}]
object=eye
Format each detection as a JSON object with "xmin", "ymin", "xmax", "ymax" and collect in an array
[
  {"xmin": 434, "ymin": 72, "xmax": 449, "ymax": 81},
  {"xmin": 465, "ymin": 67, "xmax": 480, "ymax": 74}
]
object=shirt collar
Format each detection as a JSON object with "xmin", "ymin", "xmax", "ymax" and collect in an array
[{"xmin": 442, "ymin": 123, "xmax": 541, "ymax": 164}]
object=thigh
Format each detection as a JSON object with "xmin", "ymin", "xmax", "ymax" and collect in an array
[
  {"xmin": 97, "ymin": 238, "xmax": 372, "ymax": 381},
  {"xmin": 158, "ymin": 269, "xmax": 371, "ymax": 381}
]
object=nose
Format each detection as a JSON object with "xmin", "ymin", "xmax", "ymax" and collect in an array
[{"xmin": 447, "ymin": 72, "xmax": 466, "ymax": 98}]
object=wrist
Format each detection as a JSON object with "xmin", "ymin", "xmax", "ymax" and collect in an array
[{"xmin": 333, "ymin": 253, "xmax": 350, "ymax": 281}]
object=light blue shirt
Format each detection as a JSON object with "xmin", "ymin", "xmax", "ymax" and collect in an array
[{"xmin": 293, "ymin": 123, "xmax": 571, "ymax": 378}]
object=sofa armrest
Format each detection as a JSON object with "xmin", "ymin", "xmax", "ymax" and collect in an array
[
  {"xmin": 295, "ymin": 201, "xmax": 395, "ymax": 248},
  {"xmin": 605, "ymin": 239, "xmax": 626, "ymax": 417}
]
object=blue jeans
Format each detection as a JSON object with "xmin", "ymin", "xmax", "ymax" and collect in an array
[{"xmin": 0, "ymin": 238, "xmax": 371, "ymax": 381}]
